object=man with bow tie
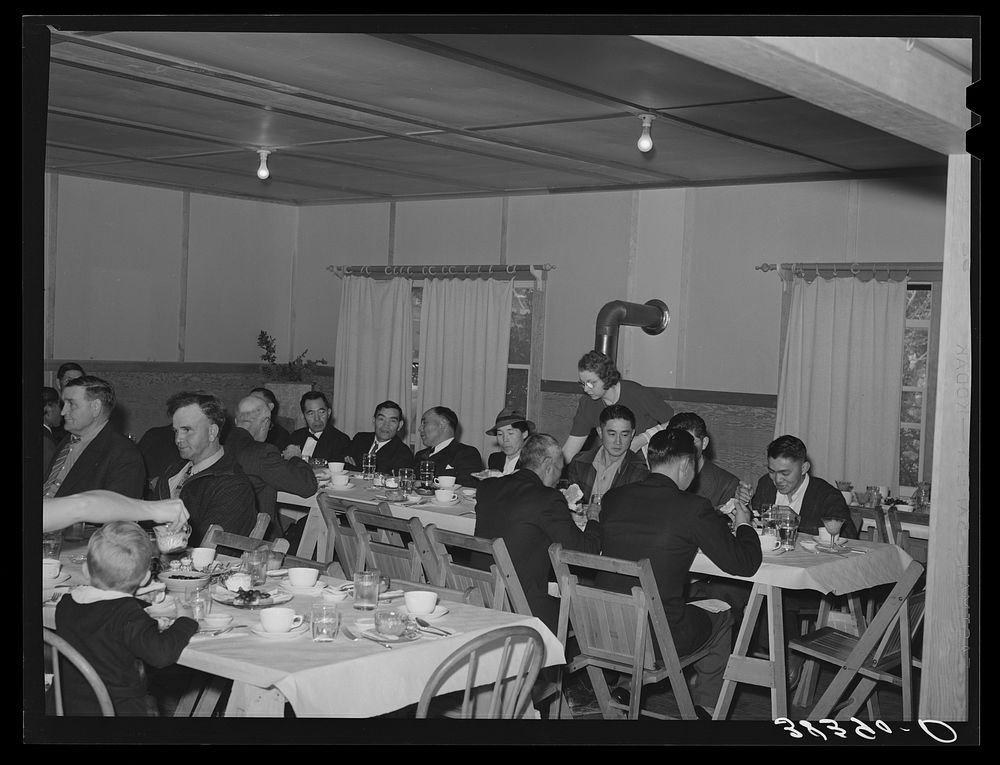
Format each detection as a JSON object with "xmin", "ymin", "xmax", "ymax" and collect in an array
[
  {"xmin": 281, "ymin": 391, "xmax": 350, "ymax": 463},
  {"xmin": 344, "ymin": 400, "xmax": 414, "ymax": 475}
]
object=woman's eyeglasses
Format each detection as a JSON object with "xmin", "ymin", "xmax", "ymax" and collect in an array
[{"xmin": 578, "ymin": 380, "xmax": 598, "ymax": 390}]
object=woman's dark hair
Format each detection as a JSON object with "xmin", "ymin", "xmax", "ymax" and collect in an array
[{"xmin": 577, "ymin": 350, "xmax": 621, "ymax": 388}]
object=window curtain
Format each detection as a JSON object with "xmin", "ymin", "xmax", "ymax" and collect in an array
[
  {"xmin": 775, "ymin": 276, "xmax": 907, "ymax": 492},
  {"xmin": 416, "ymin": 277, "xmax": 514, "ymax": 459},
  {"xmin": 333, "ymin": 276, "xmax": 413, "ymax": 438}
]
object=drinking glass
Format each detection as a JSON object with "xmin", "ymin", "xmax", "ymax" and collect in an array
[
  {"xmin": 189, "ymin": 586, "xmax": 212, "ymax": 620},
  {"xmin": 777, "ymin": 513, "xmax": 799, "ymax": 551},
  {"xmin": 394, "ymin": 468, "xmax": 415, "ymax": 494},
  {"xmin": 353, "ymin": 570, "xmax": 386, "ymax": 611},
  {"xmin": 311, "ymin": 603, "xmax": 341, "ymax": 642},
  {"xmin": 821, "ymin": 516, "xmax": 845, "ymax": 537},
  {"xmin": 418, "ymin": 460, "xmax": 436, "ymax": 490},
  {"xmin": 42, "ymin": 531, "xmax": 63, "ymax": 560},
  {"xmin": 361, "ymin": 452, "xmax": 377, "ymax": 480},
  {"xmin": 244, "ymin": 546, "xmax": 270, "ymax": 587}
]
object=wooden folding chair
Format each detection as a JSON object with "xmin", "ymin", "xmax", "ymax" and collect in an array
[
  {"xmin": 791, "ymin": 560, "xmax": 926, "ymax": 720},
  {"xmin": 44, "ymin": 628, "xmax": 115, "ymax": 716},
  {"xmin": 416, "ymin": 625, "xmax": 545, "ymax": 719},
  {"xmin": 422, "ymin": 524, "xmax": 524, "ymax": 612},
  {"xmin": 390, "ymin": 578, "xmax": 487, "ymax": 607},
  {"xmin": 548, "ymin": 543, "xmax": 712, "ymax": 720},
  {"xmin": 346, "ymin": 505, "xmax": 435, "ymax": 583},
  {"xmin": 199, "ymin": 512, "xmax": 274, "ymax": 550}
]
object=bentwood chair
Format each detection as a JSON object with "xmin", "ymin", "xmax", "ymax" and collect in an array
[
  {"xmin": 44, "ymin": 628, "xmax": 115, "ymax": 716},
  {"xmin": 416, "ymin": 625, "xmax": 545, "ymax": 719},
  {"xmin": 347, "ymin": 506, "xmax": 436, "ymax": 583},
  {"xmin": 548, "ymin": 543, "xmax": 717, "ymax": 720},
  {"xmin": 790, "ymin": 560, "xmax": 926, "ymax": 720}
]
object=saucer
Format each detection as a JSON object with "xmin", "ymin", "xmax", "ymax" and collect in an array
[
  {"xmin": 250, "ymin": 623, "xmax": 309, "ymax": 640},
  {"xmin": 762, "ymin": 547, "xmax": 786, "ymax": 557},
  {"xmin": 431, "ymin": 497, "xmax": 461, "ymax": 506},
  {"xmin": 43, "ymin": 571, "xmax": 72, "ymax": 586},
  {"xmin": 320, "ymin": 588, "xmax": 350, "ymax": 603},
  {"xmin": 398, "ymin": 605, "xmax": 449, "ymax": 620},
  {"xmin": 279, "ymin": 582, "xmax": 328, "ymax": 596},
  {"xmin": 325, "ymin": 482, "xmax": 356, "ymax": 492}
]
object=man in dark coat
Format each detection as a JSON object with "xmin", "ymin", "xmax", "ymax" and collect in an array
[
  {"xmin": 413, "ymin": 406, "xmax": 484, "ymax": 487},
  {"xmin": 597, "ymin": 428, "xmax": 762, "ymax": 716},
  {"xmin": 474, "ymin": 434, "xmax": 601, "ymax": 633},
  {"xmin": 43, "ymin": 386, "xmax": 63, "ymax": 476},
  {"xmin": 344, "ymin": 400, "xmax": 414, "ymax": 475},
  {"xmin": 282, "ymin": 391, "xmax": 351, "ymax": 464},
  {"xmin": 43, "ymin": 376, "xmax": 145, "ymax": 499},
  {"xmin": 249, "ymin": 387, "xmax": 292, "ymax": 452},
  {"xmin": 565, "ymin": 404, "xmax": 648, "ymax": 505}
]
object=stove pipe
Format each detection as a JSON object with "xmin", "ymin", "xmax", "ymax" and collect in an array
[{"xmin": 594, "ymin": 299, "xmax": 670, "ymax": 366}]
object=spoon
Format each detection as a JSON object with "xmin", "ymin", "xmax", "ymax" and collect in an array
[{"xmin": 415, "ymin": 617, "xmax": 448, "ymax": 636}]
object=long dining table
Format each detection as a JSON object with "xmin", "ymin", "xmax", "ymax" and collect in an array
[
  {"xmin": 690, "ymin": 533, "xmax": 914, "ymax": 720},
  {"xmin": 42, "ymin": 547, "xmax": 564, "ymax": 718}
]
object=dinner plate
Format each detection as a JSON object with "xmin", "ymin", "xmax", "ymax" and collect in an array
[
  {"xmin": 398, "ymin": 605, "xmax": 449, "ymax": 620},
  {"xmin": 324, "ymin": 482, "xmax": 356, "ymax": 492},
  {"xmin": 279, "ymin": 582, "xmax": 328, "ymax": 596},
  {"xmin": 250, "ymin": 623, "xmax": 309, "ymax": 640},
  {"xmin": 43, "ymin": 571, "xmax": 72, "ymax": 586},
  {"xmin": 361, "ymin": 628, "xmax": 420, "ymax": 643}
]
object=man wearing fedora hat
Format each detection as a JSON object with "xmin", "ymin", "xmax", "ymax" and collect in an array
[{"xmin": 485, "ymin": 408, "xmax": 535, "ymax": 476}]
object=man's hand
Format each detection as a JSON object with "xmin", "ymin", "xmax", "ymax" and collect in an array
[
  {"xmin": 344, "ymin": 455, "xmax": 356, "ymax": 467},
  {"xmin": 149, "ymin": 499, "xmax": 190, "ymax": 529},
  {"xmin": 735, "ymin": 481, "xmax": 753, "ymax": 506},
  {"xmin": 732, "ymin": 503, "xmax": 753, "ymax": 529},
  {"xmin": 584, "ymin": 501, "xmax": 602, "ymax": 522},
  {"xmin": 282, "ymin": 445, "xmax": 303, "ymax": 460}
]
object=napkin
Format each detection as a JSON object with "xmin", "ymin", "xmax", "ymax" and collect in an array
[
  {"xmin": 690, "ymin": 599, "xmax": 730, "ymax": 614},
  {"xmin": 561, "ymin": 483, "xmax": 584, "ymax": 510}
]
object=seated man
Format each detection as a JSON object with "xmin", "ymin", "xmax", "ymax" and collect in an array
[
  {"xmin": 565, "ymin": 404, "xmax": 648, "ymax": 505},
  {"xmin": 750, "ymin": 434, "xmax": 856, "ymax": 538},
  {"xmin": 249, "ymin": 387, "xmax": 292, "ymax": 451},
  {"xmin": 154, "ymin": 392, "xmax": 256, "ymax": 543},
  {"xmin": 56, "ymin": 361, "xmax": 85, "ymax": 392},
  {"xmin": 485, "ymin": 408, "xmax": 534, "ymax": 476},
  {"xmin": 667, "ymin": 412, "xmax": 744, "ymax": 509},
  {"xmin": 282, "ymin": 391, "xmax": 351, "ymax": 464},
  {"xmin": 226, "ymin": 395, "xmax": 318, "ymax": 536},
  {"xmin": 43, "ymin": 386, "xmax": 63, "ymax": 476},
  {"xmin": 474, "ymin": 434, "xmax": 601, "ymax": 633},
  {"xmin": 597, "ymin": 428, "xmax": 762, "ymax": 717},
  {"xmin": 44, "ymin": 375, "xmax": 146, "ymax": 500},
  {"xmin": 413, "ymin": 406, "xmax": 484, "ymax": 487},
  {"xmin": 344, "ymin": 400, "xmax": 414, "ymax": 474}
]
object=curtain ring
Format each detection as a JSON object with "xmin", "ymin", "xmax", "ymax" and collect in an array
[
  {"xmin": 464, "ymin": 265, "xmax": 470, "ymax": 274},
  {"xmin": 477, "ymin": 265, "xmax": 482, "ymax": 274},
  {"xmin": 815, "ymin": 265, "xmax": 820, "ymax": 279},
  {"xmin": 405, "ymin": 266, "xmax": 412, "ymax": 275},
  {"xmin": 905, "ymin": 38, "xmax": 915, "ymax": 51},
  {"xmin": 850, "ymin": 262, "xmax": 860, "ymax": 276},
  {"xmin": 905, "ymin": 267, "xmax": 911, "ymax": 280},
  {"xmin": 507, "ymin": 264, "xmax": 517, "ymax": 274},
  {"xmin": 428, "ymin": 265, "xmax": 436, "ymax": 275},
  {"xmin": 488, "ymin": 265, "xmax": 495, "ymax": 274},
  {"xmin": 832, "ymin": 263, "xmax": 838, "ymax": 276}
]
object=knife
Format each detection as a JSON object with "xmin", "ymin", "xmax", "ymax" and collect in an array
[{"xmin": 360, "ymin": 632, "xmax": 393, "ymax": 649}]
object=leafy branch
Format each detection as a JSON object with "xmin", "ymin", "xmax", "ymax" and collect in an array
[{"xmin": 257, "ymin": 330, "xmax": 327, "ymax": 382}]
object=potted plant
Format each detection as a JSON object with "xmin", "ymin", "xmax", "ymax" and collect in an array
[{"xmin": 256, "ymin": 331, "xmax": 327, "ymax": 431}]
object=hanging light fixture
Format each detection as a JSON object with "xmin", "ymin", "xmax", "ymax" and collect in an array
[
  {"xmin": 636, "ymin": 114, "xmax": 655, "ymax": 153},
  {"xmin": 256, "ymin": 149, "xmax": 271, "ymax": 180}
]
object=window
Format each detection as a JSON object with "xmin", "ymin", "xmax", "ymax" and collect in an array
[{"xmin": 898, "ymin": 283, "xmax": 939, "ymax": 493}]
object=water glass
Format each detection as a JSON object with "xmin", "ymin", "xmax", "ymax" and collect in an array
[
  {"xmin": 418, "ymin": 459, "xmax": 436, "ymax": 489},
  {"xmin": 311, "ymin": 603, "xmax": 341, "ymax": 642},
  {"xmin": 394, "ymin": 468, "xmax": 415, "ymax": 494},
  {"xmin": 42, "ymin": 531, "xmax": 63, "ymax": 560},
  {"xmin": 244, "ymin": 546, "xmax": 270, "ymax": 586},
  {"xmin": 372, "ymin": 472, "xmax": 386, "ymax": 488},
  {"xmin": 353, "ymin": 570, "xmax": 388, "ymax": 611},
  {"xmin": 189, "ymin": 587, "xmax": 212, "ymax": 620},
  {"xmin": 361, "ymin": 452, "xmax": 377, "ymax": 480}
]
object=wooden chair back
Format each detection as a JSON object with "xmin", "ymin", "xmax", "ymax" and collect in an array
[
  {"xmin": 304, "ymin": 495, "xmax": 369, "ymax": 578},
  {"xmin": 416, "ymin": 625, "xmax": 545, "ymax": 719},
  {"xmin": 422, "ymin": 525, "xmax": 527, "ymax": 613},
  {"xmin": 391, "ymin": 577, "xmax": 486, "ymax": 608},
  {"xmin": 200, "ymin": 513, "xmax": 288, "ymax": 556},
  {"xmin": 346, "ymin": 505, "xmax": 432, "ymax": 583},
  {"xmin": 44, "ymin": 628, "xmax": 115, "ymax": 716},
  {"xmin": 873, "ymin": 505, "xmax": 911, "ymax": 551},
  {"xmin": 548, "ymin": 543, "xmax": 708, "ymax": 720}
]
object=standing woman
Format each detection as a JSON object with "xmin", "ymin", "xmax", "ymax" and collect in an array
[{"xmin": 562, "ymin": 351, "xmax": 674, "ymax": 463}]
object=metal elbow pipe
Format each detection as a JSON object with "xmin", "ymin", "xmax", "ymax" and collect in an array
[{"xmin": 594, "ymin": 299, "xmax": 670, "ymax": 364}]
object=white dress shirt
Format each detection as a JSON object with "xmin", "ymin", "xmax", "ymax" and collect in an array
[{"xmin": 775, "ymin": 473, "xmax": 810, "ymax": 516}]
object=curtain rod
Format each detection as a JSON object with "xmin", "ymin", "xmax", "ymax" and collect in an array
[
  {"xmin": 327, "ymin": 263, "xmax": 555, "ymax": 280},
  {"xmin": 755, "ymin": 261, "xmax": 943, "ymax": 281}
]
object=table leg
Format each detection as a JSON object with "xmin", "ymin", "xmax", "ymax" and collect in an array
[
  {"xmin": 224, "ymin": 681, "xmax": 287, "ymax": 717},
  {"xmin": 714, "ymin": 583, "xmax": 787, "ymax": 720}
]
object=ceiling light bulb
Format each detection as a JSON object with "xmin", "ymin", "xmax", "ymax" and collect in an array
[
  {"xmin": 636, "ymin": 114, "xmax": 654, "ymax": 153},
  {"xmin": 256, "ymin": 150, "xmax": 271, "ymax": 180}
]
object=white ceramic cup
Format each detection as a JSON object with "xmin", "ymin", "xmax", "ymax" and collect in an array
[
  {"xmin": 331, "ymin": 472, "xmax": 350, "ymax": 487},
  {"xmin": 435, "ymin": 476, "xmax": 457, "ymax": 488},
  {"xmin": 259, "ymin": 607, "xmax": 303, "ymax": 633},
  {"xmin": 327, "ymin": 461, "xmax": 345, "ymax": 474},
  {"xmin": 758, "ymin": 532, "xmax": 780, "ymax": 553},
  {"xmin": 42, "ymin": 558, "xmax": 61, "ymax": 579},
  {"xmin": 403, "ymin": 590, "xmax": 438, "ymax": 615},
  {"xmin": 287, "ymin": 567, "xmax": 320, "ymax": 588},
  {"xmin": 191, "ymin": 547, "xmax": 217, "ymax": 571},
  {"xmin": 434, "ymin": 489, "xmax": 458, "ymax": 504}
]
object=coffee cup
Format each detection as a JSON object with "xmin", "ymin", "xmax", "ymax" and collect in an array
[
  {"xmin": 435, "ymin": 476, "xmax": 457, "ymax": 488},
  {"xmin": 259, "ymin": 607, "xmax": 303, "ymax": 633},
  {"xmin": 330, "ymin": 472, "xmax": 350, "ymax": 487},
  {"xmin": 403, "ymin": 590, "xmax": 438, "ymax": 615},
  {"xmin": 43, "ymin": 558, "xmax": 62, "ymax": 579},
  {"xmin": 287, "ymin": 567, "xmax": 320, "ymax": 588},
  {"xmin": 327, "ymin": 461, "xmax": 345, "ymax": 474},
  {"xmin": 434, "ymin": 489, "xmax": 458, "ymax": 504},
  {"xmin": 191, "ymin": 547, "xmax": 217, "ymax": 571},
  {"xmin": 758, "ymin": 532, "xmax": 780, "ymax": 553}
]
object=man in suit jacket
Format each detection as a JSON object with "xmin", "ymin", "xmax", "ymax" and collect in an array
[
  {"xmin": 282, "ymin": 391, "xmax": 351, "ymax": 464},
  {"xmin": 484, "ymin": 408, "xmax": 534, "ymax": 476},
  {"xmin": 43, "ymin": 376, "xmax": 145, "ymax": 499},
  {"xmin": 344, "ymin": 400, "xmax": 414, "ymax": 475},
  {"xmin": 597, "ymin": 428, "xmax": 762, "ymax": 715},
  {"xmin": 566, "ymin": 404, "xmax": 648, "ymax": 505},
  {"xmin": 667, "ymin": 412, "xmax": 744, "ymax": 509},
  {"xmin": 474, "ymin": 434, "xmax": 601, "ymax": 633},
  {"xmin": 749, "ymin": 434, "xmax": 856, "ymax": 538},
  {"xmin": 226, "ymin": 395, "xmax": 318, "ymax": 537},
  {"xmin": 413, "ymin": 406, "xmax": 484, "ymax": 487},
  {"xmin": 43, "ymin": 386, "xmax": 63, "ymax": 476},
  {"xmin": 249, "ymin": 387, "xmax": 292, "ymax": 451},
  {"xmin": 154, "ymin": 392, "xmax": 256, "ymax": 544}
]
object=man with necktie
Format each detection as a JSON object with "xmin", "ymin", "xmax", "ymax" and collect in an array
[
  {"xmin": 412, "ymin": 406, "xmax": 484, "ymax": 488},
  {"xmin": 43, "ymin": 386, "xmax": 64, "ymax": 476},
  {"xmin": 282, "ymin": 391, "xmax": 351, "ymax": 463},
  {"xmin": 344, "ymin": 400, "xmax": 414, "ymax": 474},
  {"xmin": 43, "ymin": 376, "xmax": 145, "ymax": 499}
]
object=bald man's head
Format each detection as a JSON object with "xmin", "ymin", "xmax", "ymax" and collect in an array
[{"xmin": 236, "ymin": 395, "xmax": 272, "ymax": 442}]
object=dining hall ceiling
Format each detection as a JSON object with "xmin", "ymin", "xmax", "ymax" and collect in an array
[{"xmin": 38, "ymin": 23, "xmax": 965, "ymax": 206}]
